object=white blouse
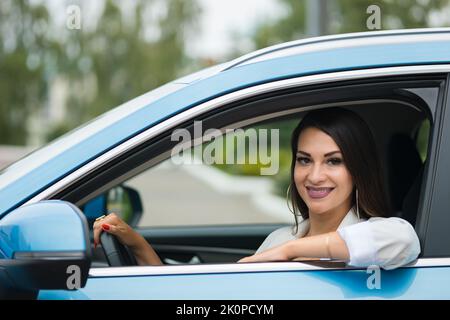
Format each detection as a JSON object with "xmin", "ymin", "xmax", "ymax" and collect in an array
[{"xmin": 256, "ymin": 207, "xmax": 421, "ymax": 270}]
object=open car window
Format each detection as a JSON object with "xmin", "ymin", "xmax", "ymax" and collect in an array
[{"xmin": 74, "ymin": 79, "xmax": 440, "ymax": 269}]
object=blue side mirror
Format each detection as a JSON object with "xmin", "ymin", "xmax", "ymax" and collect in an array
[{"xmin": 0, "ymin": 200, "xmax": 91, "ymax": 299}]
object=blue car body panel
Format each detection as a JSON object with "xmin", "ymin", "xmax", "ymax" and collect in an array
[
  {"xmin": 38, "ymin": 266, "xmax": 450, "ymax": 300},
  {"xmin": 1, "ymin": 32, "xmax": 450, "ymax": 217}
]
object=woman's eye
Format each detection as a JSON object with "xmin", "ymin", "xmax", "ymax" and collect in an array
[
  {"xmin": 327, "ymin": 157, "xmax": 343, "ymax": 165},
  {"xmin": 296, "ymin": 157, "xmax": 310, "ymax": 165}
]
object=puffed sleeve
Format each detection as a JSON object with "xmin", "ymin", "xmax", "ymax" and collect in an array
[{"xmin": 337, "ymin": 217, "xmax": 421, "ymax": 270}]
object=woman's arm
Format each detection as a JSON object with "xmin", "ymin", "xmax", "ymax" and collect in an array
[
  {"xmin": 239, "ymin": 232, "xmax": 349, "ymax": 263},
  {"xmin": 128, "ymin": 236, "xmax": 163, "ymax": 266},
  {"xmin": 239, "ymin": 217, "xmax": 421, "ymax": 270},
  {"xmin": 337, "ymin": 217, "xmax": 421, "ymax": 270}
]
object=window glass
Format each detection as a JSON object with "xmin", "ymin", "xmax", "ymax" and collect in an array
[
  {"xmin": 416, "ymin": 118, "xmax": 430, "ymax": 162},
  {"xmin": 125, "ymin": 119, "xmax": 298, "ymax": 227}
]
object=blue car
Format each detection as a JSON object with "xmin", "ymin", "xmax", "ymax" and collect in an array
[{"xmin": 1, "ymin": 28, "xmax": 450, "ymax": 300}]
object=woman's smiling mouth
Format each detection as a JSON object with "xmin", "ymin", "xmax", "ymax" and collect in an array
[{"xmin": 306, "ymin": 186, "xmax": 335, "ymax": 199}]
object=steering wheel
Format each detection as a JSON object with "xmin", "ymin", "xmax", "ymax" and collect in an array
[{"xmin": 100, "ymin": 232, "xmax": 138, "ymax": 267}]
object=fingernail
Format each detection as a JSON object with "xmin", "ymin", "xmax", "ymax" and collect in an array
[
  {"xmin": 102, "ymin": 224, "xmax": 110, "ymax": 231},
  {"xmin": 94, "ymin": 241, "xmax": 97, "ymax": 249}
]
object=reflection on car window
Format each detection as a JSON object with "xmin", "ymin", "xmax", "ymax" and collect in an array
[
  {"xmin": 416, "ymin": 118, "xmax": 430, "ymax": 162},
  {"xmin": 125, "ymin": 119, "xmax": 298, "ymax": 228}
]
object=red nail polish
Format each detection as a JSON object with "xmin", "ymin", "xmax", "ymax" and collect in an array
[{"xmin": 102, "ymin": 224, "xmax": 110, "ymax": 231}]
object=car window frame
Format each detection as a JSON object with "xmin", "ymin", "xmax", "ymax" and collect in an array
[
  {"xmin": 56, "ymin": 76, "xmax": 441, "ymax": 207},
  {"xmin": 59, "ymin": 78, "xmax": 441, "ymax": 231},
  {"xmin": 22, "ymin": 68, "xmax": 442, "ymax": 201},
  {"xmin": 70, "ymin": 79, "xmax": 443, "ymax": 265},
  {"xmin": 22, "ymin": 66, "xmax": 449, "ymax": 208},
  {"xmin": 20, "ymin": 66, "xmax": 449, "ymax": 271},
  {"xmin": 419, "ymin": 73, "xmax": 450, "ymax": 257}
]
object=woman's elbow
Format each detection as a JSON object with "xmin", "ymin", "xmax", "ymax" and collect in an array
[{"xmin": 376, "ymin": 218, "xmax": 421, "ymax": 270}]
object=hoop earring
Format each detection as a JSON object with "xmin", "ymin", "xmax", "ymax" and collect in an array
[{"xmin": 356, "ymin": 188, "xmax": 361, "ymax": 220}]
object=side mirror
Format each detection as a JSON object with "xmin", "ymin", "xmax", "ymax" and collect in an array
[
  {"xmin": 83, "ymin": 185, "xmax": 143, "ymax": 228},
  {"xmin": 0, "ymin": 200, "xmax": 91, "ymax": 299}
]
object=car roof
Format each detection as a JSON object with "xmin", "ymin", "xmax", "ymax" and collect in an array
[
  {"xmin": 1, "ymin": 28, "xmax": 450, "ymax": 216},
  {"xmin": 225, "ymin": 28, "xmax": 450, "ymax": 69}
]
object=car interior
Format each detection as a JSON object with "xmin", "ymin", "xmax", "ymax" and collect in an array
[{"xmin": 51, "ymin": 75, "xmax": 441, "ymax": 268}]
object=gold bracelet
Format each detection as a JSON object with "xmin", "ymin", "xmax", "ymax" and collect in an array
[
  {"xmin": 95, "ymin": 214, "xmax": 107, "ymax": 221},
  {"xmin": 325, "ymin": 235, "xmax": 332, "ymax": 260}
]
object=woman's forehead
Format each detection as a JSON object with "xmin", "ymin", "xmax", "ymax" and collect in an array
[{"xmin": 297, "ymin": 127, "xmax": 341, "ymax": 154}]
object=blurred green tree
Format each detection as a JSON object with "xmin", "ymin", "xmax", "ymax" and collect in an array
[
  {"xmin": 48, "ymin": 0, "xmax": 201, "ymax": 141},
  {"xmin": 249, "ymin": 0, "xmax": 450, "ymax": 50},
  {"xmin": 0, "ymin": 0, "xmax": 55, "ymax": 145},
  {"xmin": 0, "ymin": 0, "xmax": 200, "ymax": 145}
]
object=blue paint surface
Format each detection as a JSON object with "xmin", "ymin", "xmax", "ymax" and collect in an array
[
  {"xmin": 39, "ymin": 266, "xmax": 450, "ymax": 300},
  {"xmin": 0, "ymin": 201, "xmax": 86, "ymax": 258}
]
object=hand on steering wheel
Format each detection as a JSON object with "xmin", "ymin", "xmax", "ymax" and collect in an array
[{"xmin": 93, "ymin": 213, "xmax": 138, "ymax": 267}]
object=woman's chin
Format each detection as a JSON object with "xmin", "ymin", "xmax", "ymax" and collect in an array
[{"xmin": 306, "ymin": 204, "xmax": 331, "ymax": 215}]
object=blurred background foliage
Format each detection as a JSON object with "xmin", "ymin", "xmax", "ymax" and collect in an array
[
  {"xmin": 250, "ymin": 0, "xmax": 449, "ymax": 50},
  {"xmin": 1, "ymin": 0, "xmax": 448, "ymax": 146},
  {"xmin": 0, "ymin": 0, "xmax": 448, "ymax": 194},
  {"xmin": 0, "ymin": 0, "xmax": 202, "ymax": 145}
]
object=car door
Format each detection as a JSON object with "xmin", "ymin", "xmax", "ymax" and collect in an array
[{"xmin": 35, "ymin": 68, "xmax": 450, "ymax": 300}]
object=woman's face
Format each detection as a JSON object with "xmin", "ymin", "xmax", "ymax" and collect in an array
[{"xmin": 294, "ymin": 127, "xmax": 353, "ymax": 216}]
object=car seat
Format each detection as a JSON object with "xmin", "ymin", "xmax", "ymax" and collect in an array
[{"xmin": 387, "ymin": 133, "xmax": 423, "ymax": 226}]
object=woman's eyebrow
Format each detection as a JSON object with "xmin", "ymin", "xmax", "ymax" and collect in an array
[
  {"xmin": 297, "ymin": 150, "xmax": 341, "ymax": 157},
  {"xmin": 324, "ymin": 151, "xmax": 342, "ymax": 157},
  {"xmin": 297, "ymin": 150, "xmax": 311, "ymax": 156}
]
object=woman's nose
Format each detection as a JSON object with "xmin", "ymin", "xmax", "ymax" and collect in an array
[{"xmin": 307, "ymin": 163, "xmax": 326, "ymax": 184}]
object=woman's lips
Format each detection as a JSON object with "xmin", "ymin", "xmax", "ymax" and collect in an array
[{"xmin": 306, "ymin": 186, "xmax": 334, "ymax": 199}]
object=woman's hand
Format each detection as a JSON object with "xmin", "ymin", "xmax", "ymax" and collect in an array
[
  {"xmin": 239, "ymin": 233, "xmax": 350, "ymax": 264},
  {"xmin": 238, "ymin": 243, "xmax": 291, "ymax": 263},
  {"xmin": 93, "ymin": 213, "xmax": 142, "ymax": 249},
  {"xmin": 93, "ymin": 212, "xmax": 163, "ymax": 266}
]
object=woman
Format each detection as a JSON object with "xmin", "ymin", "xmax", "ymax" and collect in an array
[{"xmin": 93, "ymin": 107, "xmax": 421, "ymax": 270}]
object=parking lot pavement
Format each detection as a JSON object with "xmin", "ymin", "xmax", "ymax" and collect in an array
[{"xmin": 126, "ymin": 161, "xmax": 293, "ymax": 227}]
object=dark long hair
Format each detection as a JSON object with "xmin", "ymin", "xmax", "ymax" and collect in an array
[{"xmin": 288, "ymin": 107, "xmax": 391, "ymax": 230}]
